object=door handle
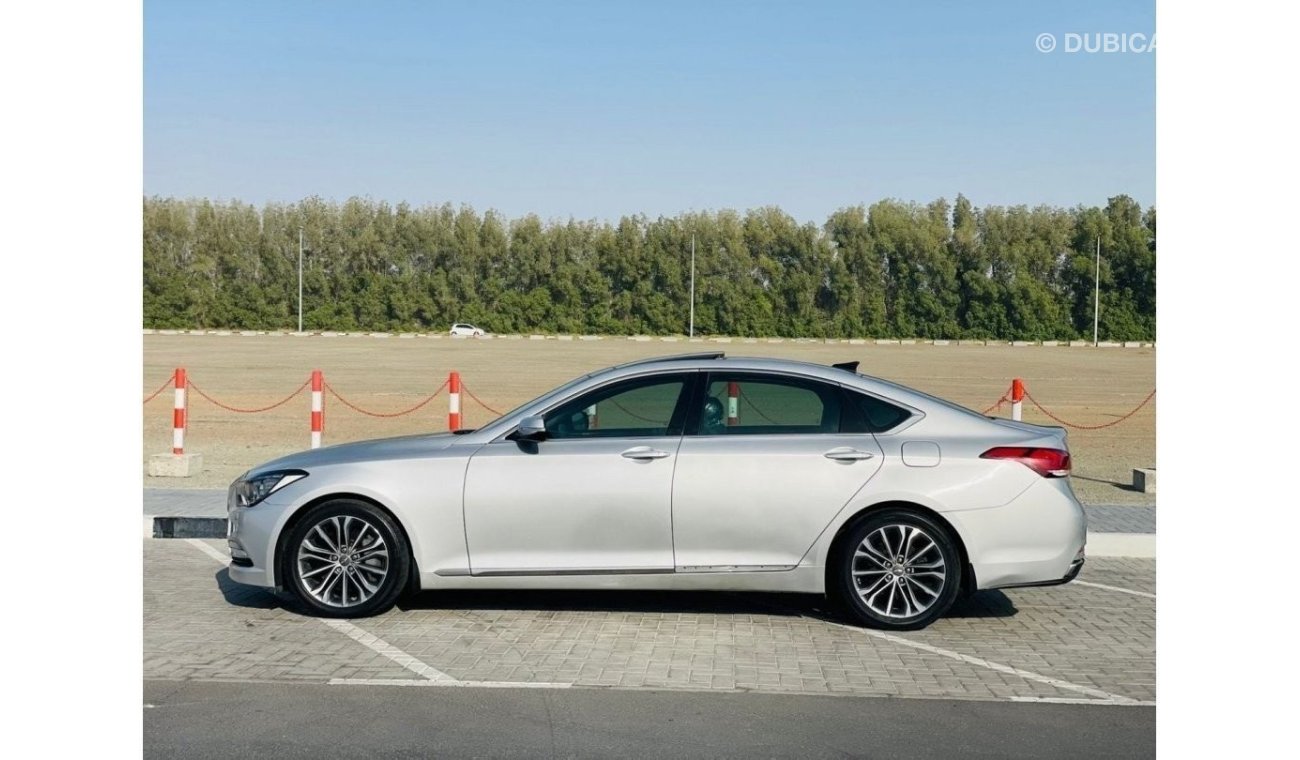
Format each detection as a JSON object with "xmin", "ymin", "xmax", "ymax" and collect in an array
[
  {"xmin": 824, "ymin": 447, "xmax": 875, "ymax": 461},
  {"xmin": 621, "ymin": 447, "xmax": 671, "ymax": 460}
]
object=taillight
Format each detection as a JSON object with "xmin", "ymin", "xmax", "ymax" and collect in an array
[{"xmin": 981, "ymin": 447, "xmax": 1071, "ymax": 478}]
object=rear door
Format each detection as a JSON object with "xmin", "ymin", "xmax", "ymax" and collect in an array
[{"xmin": 670, "ymin": 371, "xmax": 884, "ymax": 570}]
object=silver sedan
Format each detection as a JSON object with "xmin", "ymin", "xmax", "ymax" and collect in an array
[{"xmin": 226, "ymin": 352, "xmax": 1086, "ymax": 630}]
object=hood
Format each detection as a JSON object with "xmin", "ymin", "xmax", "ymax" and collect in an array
[{"xmin": 246, "ymin": 432, "xmax": 460, "ymax": 476}]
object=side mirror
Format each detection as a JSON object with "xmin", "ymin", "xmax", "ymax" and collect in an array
[{"xmin": 515, "ymin": 415, "xmax": 548, "ymax": 441}]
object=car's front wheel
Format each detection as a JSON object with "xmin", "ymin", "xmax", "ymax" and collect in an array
[
  {"xmin": 282, "ymin": 499, "xmax": 410, "ymax": 618},
  {"xmin": 832, "ymin": 509, "xmax": 962, "ymax": 630}
]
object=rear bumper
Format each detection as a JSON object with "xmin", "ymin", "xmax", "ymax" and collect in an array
[
  {"xmin": 994, "ymin": 553, "xmax": 1085, "ymax": 590},
  {"xmin": 946, "ymin": 477, "xmax": 1087, "ymax": 591}
]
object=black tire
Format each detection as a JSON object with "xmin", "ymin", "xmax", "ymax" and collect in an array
[
  {"xmin": 281, "ymin": 499, "xmax": 411, "ymax": 618},
  {"xmin": 831, "ymin": 508, "xmax": 962, "ymax": 631}
]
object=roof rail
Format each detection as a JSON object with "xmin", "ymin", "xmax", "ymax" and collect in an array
[{"xmin": 612, "ymin": 352, "xmax": 725, "ymax": 369}]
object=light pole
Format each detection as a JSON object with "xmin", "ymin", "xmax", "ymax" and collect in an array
[
  {"xmin": 1092, "ymin": 235, "xmax": 1100, "ymax": 347},
  {"xmin": 689, "ymin": 235, "xmax": 696, "ymax": 338},
  {"xmin": 297, "ymin": 227, "xmax": 304, "ymax": 334}
]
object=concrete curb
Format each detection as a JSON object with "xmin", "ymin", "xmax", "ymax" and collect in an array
[
  {"xmin": 144, "ymin": 329, "xmax": 1154, "ymax": 348},
  {"xmin": 1084, "ymin": 532, "xmax": 1156, "ymax": 558}
]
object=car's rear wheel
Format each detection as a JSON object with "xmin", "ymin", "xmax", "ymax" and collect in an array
[
  {"xmin": 282, "ymin": 499, "xmax": 410, "ymax": 618},
  {"xmin": 833, "ymin": 509, "xmax": 961, "ymax": 630}
]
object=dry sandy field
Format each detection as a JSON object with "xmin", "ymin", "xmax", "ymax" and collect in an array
[{"xmin": 143, "ymin": 334, "xmax": 1155, "ymax": 505}]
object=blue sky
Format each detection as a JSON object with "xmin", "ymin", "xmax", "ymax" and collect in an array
[{"xmin": 145, "ymin": 1, "xmax": 1155, "ymax": 222}]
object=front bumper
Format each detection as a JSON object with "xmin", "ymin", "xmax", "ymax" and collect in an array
[{"xmin": 226, "ymin": 486, "xmax": 296, "ymax": 589}]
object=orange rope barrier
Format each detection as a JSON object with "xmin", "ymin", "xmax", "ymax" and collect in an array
[
  {"xmin": 325, "ymin": 380, "xmax": 448, "ymax": 418},
  {"xmin": 142, "ymin": 376, "xmax": 173, "ymax": 404},
  {"xmin": 188, "ymin": 378, "xmax": 311, "ymax": 413},
  {"xmin": 460, "ymin": 383, "xmax": 503, "ymax": 416},
  {"xmin": 1023, "ymin": 388, "xmax": 1156, "ymax": 430}
]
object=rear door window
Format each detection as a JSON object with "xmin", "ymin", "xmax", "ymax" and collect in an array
[{"xmin": 693, "ymin": 373, "xmax": 843, "ymax": 435}]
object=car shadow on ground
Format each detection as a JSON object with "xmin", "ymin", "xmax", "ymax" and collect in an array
[
  {"xmin": 1073, "ymin": 473, "xmax": 1142, "ymax": 493},
  {"xmin": 212, "ymin": 569, "xmax": 1018, "ymax": 623},
  {"xmin": 396, "ymin": 587, "xmax": 1018, "ymax": 623},
  {"xmin": 214, "ymin": 568, "xmax": 284, "ymax": 610}
]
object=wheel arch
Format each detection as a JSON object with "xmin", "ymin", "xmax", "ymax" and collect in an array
[
  {"xmin": 824, "ymin": 500, "xmax": 976, "ymax": 597},
  {"xmin": 272, "ymin": 492, "xmax": 420, "ymax": 592}
]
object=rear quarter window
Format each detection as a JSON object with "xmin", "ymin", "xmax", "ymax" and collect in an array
[{"xmin": 843, "ymin": 390, "xmax": 913, "ymax": 433}]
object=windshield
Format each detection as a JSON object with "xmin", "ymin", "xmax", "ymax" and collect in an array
[{"xmin": 474, "ymin": 369, "xmax": 608, "ymax": 431}]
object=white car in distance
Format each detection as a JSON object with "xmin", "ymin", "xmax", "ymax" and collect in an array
[{"xmin": 449, "ymin": 323, "xmax": 486, "ymax": 337}]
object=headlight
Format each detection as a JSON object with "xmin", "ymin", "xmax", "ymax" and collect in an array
[{"xmin": 233, "ymin": 470, "xmax": 308, "ymax": 508}]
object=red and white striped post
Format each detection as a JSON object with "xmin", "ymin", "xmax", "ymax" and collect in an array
[
  {"xmin": 726, "ymin": 381, "xmax": 740, "ymax": 426},
  {"xmin": 310, "ymin": 369, "xmax": 324, "ymax": 449},
  {"xmin": 448, "ymin": 371, "xmax": 462, "ymax": 431},
  {"xmin": 172, "ymin": 367, "xmax": 187, "ymax": 454},
  {"xmin": 1011, "ymin": 378, "xmax": 1025, "ymax": 422}
]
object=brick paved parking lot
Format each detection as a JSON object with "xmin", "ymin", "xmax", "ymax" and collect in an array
[{"xmin": 145, "ymin": 539, "xmax": 1154, "ymax": 705}]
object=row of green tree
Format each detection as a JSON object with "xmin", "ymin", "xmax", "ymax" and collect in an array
[{"xmin": 143, "ymin": 194, "xmax": 1155, "ymax": 340}]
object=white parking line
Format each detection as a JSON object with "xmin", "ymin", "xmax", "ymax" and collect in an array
[
  {"xmin": 729, "ymin": 590, "xmax": 1151, "ymax": 706},
  {"xmin": 825, "ymin": 620, "xmax": 1147, "ymax": 705},
  {"xmin": 321, "ymin": 619, "xmax": 458, "ymax": 683},
  {"xmin": 1073, "ymin": 580, "xmax": 1156, "ymax": 599},
  {"xmin": 328, "ymin": 678, "xmax": 572, "ymax": 688},
  {"xmin": 1010, "ymin": 696, "xmax": 1156, "ymax": 706},
  {"xmin": 185, "ymin": 538, "xmax": 230, "ymax": 564},
  {"xmin": 180, "ymin": 539, "xmax": 1144, "ymax": 703},
  {"xmin": 184, "ymin": 538, "xmax": 457, "ymax": 684}
]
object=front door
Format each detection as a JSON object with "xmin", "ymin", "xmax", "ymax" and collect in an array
[{"xmin": 463, "ymin": 372, "xmax": 694, "ymax": 574}]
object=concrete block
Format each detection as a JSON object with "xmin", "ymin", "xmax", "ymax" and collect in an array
[
  {"xmin": 148, "ymin": 453, "xmax": 203, "ymax": 478},
  {"xmin": 1069, "ymin": 340, "xmax": 1090, "ymax": 347},
  {"xmin": 660, "ymin": 336, "xmax": 679, "ymax": 342},
  {"xmin": 427, "ymin": 334, "xmax": 444, "ymax": 339},
  {"xmin": 143, "ymin": 329, "xmax": 156, "ymax": 335},
  {"xmin": 1012, "ymin": 340, "xmax": 1032, "ymax": 347},
  {"xmin": 579, "ymin": 335, "xmax": 603, "ymax": 341},
  {"xmin": 765, "ymin": 338, "xmax": 784, "ymax": 343},
  {"xmin": 239, "ymin": 331, "xmax": 259, "ymax": 336},
  {"xmin": 1042, "ymin": 340, "xmax": 1059, "ymax": 347},
  {"xmin": 984, "ymin": 340, "xmax": 1008, "ymax": 346},
  {"xmin": 1124, "ymin": 341, "xmax": 1142, "ymax": 348},
  {"xmin": 557, "ymin": 335, "xmax": 574, "ymax": 341},
  {"xmin": 688, "ymin": 337, "xmax": 704, "ymax": 343},
  {"xmin": 529, "ymin": 334, "xmax": 547, "ymax": 340},
  {"xmin": 711, "ymin": 337, "xmax": 733, "ymax": 343},
  {"xmin": 957, "ymin": 340, "xmax": 983, "ymax": 346},
  {"xmin": 398, "ymin": 333, "xmax": 416, "ymax": 339},
  {"xmin": 933, "ymin": 340, "xmax": 950, "ymax": 346},
  {"xmin": 875, "ymin": 339, "xmax": 898, "ymax": 345},
  {"xmin": 741, "ymin": 338, "xmax": 757, "ymax": 344},
  {"xmin": 1133, "ymin": 468, "xmax": 1156, "ymax": 494},
  {"xmin": 630, "ymin": 335, "xmax": 652, "ymax": 342},
  {"xmin": 159, "ymin": 330, "xmax": 178, "ymax": 335},
  {"xmin": 369, "ymin": 332, "xmax": 391, "ymax": 338},
  {"xmin": 151, "ymin": 516, "xmax": 227, "ymax": 539},
  {"xmin": 899, "ymin": 339, "xmax": 917, "ymax": 345},
  {"xmin": 847, "ymin": 339, "xmax": 866, "ymax": 345},
  {"xmin": 1097, "ymin": 341, "xmax": 1121, "ymax": 348},
  {"xmin": 215, "ymin": 330, "xmax": 232, "ymax": 336}
]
